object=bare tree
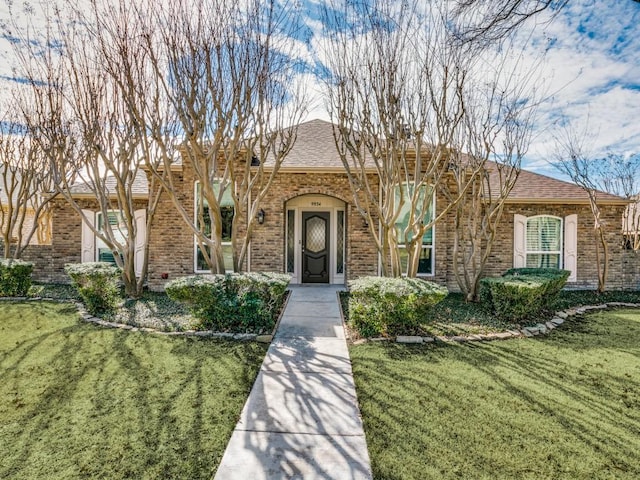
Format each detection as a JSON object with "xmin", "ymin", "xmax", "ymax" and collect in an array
[
  {"xmin": 142, "ymin": 0, "xmax": 307, "ymax": 273},
  {"xmin": 597, "ymin": 153, "xmax": 640, "ymax": 251},
  {"xmin": 452, "ymin": 0, "xmax": 639, "ymax": 45},
  {"xmin": 552, "ymin": 126, "xmax": 622, "ymax": 292},
  {"xmin": 0, "ymin": 106, "xmax": 57, "ymax": 258},
  {"xmin": 322, "ymin": 0, "xmax": 539, "ymax": 279},
  {"xmin": 447, "ymin": 51, "xmax": 542, "ymax": 301},
  {"xmin": 9, "ymin": 0, "xmax": 167, "ymax": 297}
]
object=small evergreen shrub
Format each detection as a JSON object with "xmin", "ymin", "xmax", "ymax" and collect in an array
[
  {"xmin": 65, "ymin": 262, "xmax": 121, "ymax": 315},
  {"xmin": 0, "ymin": 259, "xmax": 34, "ymax": 297},
  {"xmin": 347, "ymin": 276, "xmax": 448, "ymax": 337},
  {"xmin": 165, "ymin": 272, "xmax": 290, "ymax": 333},
  {"xmin": 480, "ymin": 268, "xmax": 570, "ymax": 321}
]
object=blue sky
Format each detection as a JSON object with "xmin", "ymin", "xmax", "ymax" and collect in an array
[{"xmin": 1, "ymin": 0, "xmax": 638, "ymax": 179}]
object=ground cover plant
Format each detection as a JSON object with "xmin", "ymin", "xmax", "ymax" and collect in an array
[
  {"xmin": 350, "ymin": 308, "xmax": 640, "ymax": 479},
  {"xmin": 341, "ymin": 289, "xmax": 640, "ymax": 337},
  {"xmin": 0, "ymin": 302, "xmax": 267, "ymax": 479}
]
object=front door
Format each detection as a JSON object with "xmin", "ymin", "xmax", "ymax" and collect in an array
[{"xmin": 302, "ymin": 212, "xmax": 330, "ymax": 283}]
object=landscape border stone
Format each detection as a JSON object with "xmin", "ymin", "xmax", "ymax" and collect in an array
[
  {"xmin": 0, "ymin": 295, "xmax": 283, "ymax": 342},
  {"xmin": 391, "ymin": 301, "xmax": 640, "ymax": 345}
]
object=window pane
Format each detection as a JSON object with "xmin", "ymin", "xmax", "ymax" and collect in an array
[
  {"xmin": 526, "ymin": 253, "xmax": 560, "ymax": 269},
  {"xmin": 394, "ymin": 183, "xmax": 433, "ymax": 245},
  {"xmin": 286, "ymin": 210, "xmax": 295, "ymax": 273},
  {"xmin": 196, "ymin": 243, "xmax": 234, "ymax": 272},
  {"xmin": 222, "ymin": 244, "xmax": 234, "ymax": 271},
  {"xmin": 398, "ymin": 246, "xmax": 432, "ymax": 275},
  {"xmin": 96, "ymin": 211, "xmax": 126, "ymax": 265},
  {"xmin": 418, "ymin": 247, "xmax": 432, "ymax": 274},
  {"xmin": 337, "ymin": 210, "xmax": 344, "ymax": 274},
  {"xmin": 527, "ymin": 217, "xmax": 561, "ymax": 251}
]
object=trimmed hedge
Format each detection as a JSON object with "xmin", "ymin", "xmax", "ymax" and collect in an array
[
  {"xmin": 480, "ymin": 268, "xmax": 570, "ymax": 321},
  {"xmin": 165, "ymin": 272, "xmax": 290, "ymax": 333},
  {"xmin": 0, "ymin": 259, "xmax": 34, "ymax": 297},
  {"xmin": 65, "ymin": 262, "xmax": 121, "ymax": 315},
  {"xmin": 347, "ymin": 276, "xmax": 448, "ymax": 337}
]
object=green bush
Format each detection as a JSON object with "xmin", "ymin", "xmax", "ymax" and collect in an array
[
  {"xmin": 165, "ymin": 272, "xmax": 290, "ymax": 333},
  {"xmin": 480, "ymin": 268, "xmax": 570, "ymax": 321},
  {"xmin": 347, "ymin": 276, "xmax": 448, "ymax": 337},
  {"xmin": 65, "ymin": 262, "xmax": 121, "ymax": 315},
  {"xmin": 0, "ymin": 259, "xmax": 34, "ymax": 297}
]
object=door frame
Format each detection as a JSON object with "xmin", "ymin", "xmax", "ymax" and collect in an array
[{"xmin": 285, "ymin": 195, "xmax": 346, "ymax": 285}]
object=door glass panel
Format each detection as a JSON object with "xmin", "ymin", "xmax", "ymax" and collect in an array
[
  {"xmin": 287, "ymin": 210, "xmax": 295, "ymax": 273},
  {"xmin": 306, "ymin": 216, "xmax": 326, "ymax": 253},
  {"xmin": 337, "ymin": 210, "xmax": 344, "ymax": 274}
]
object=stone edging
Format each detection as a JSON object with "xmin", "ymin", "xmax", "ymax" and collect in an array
[
  {"xmin": 352, "ymin": 302, "xmax": 640, "ymax": 345},
  {"xmin": 0, "ymin": 296, "xmax": 274, "ymax": 343}
]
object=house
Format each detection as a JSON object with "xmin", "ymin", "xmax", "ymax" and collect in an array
[{"xmin": 24, "ymin": 119, "xmax": 640, "ymax": 291}]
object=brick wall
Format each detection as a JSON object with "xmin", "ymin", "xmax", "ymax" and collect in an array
[
  {"xmin": 248, "ymin": 172, "xmax": 379, "ymax": 281},
  {"xmin": 24, "ymin": 164, "xmax": 640, "ymax": 293}
]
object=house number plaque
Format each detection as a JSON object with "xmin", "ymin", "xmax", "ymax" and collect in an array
[{"xmin": 310, "ymin": 201, "xmax": 322, "ymax": 206}]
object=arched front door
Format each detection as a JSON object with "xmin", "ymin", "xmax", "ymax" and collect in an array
[{"xmin": 302, "ymin": 212, "xmax": 330, "ymax": 283}]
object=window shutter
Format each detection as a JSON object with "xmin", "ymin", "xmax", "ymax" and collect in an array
[
  {"xmin": 134, "ymin": 209, "xmax": 147, "ymax": 278},
  {"xmin": 564, "ymin": 214, "xmax": 578, "ymax": 282},
  {"xmin": 81, "ymin": 210, "xmax": 95, "ymax": 263},
  {"xmin": 513, "ymin": 214, "xmax": 527, "ymax": 268}
]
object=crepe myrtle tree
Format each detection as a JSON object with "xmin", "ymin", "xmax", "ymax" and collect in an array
[
  {"xmin": 141, "ymin": 0, "xmax": 307, "ymax": 274},
  {"xmin": 551, "ymin": 125, "xmax": 637, "ymax": 292},
  {"xmin": 598, "ymin": 153, "xmax": 640, "ymax": 251},
  {"xmin": 0, "ymin": 108, "xmax": 57, "ymax": 258},
  {"xmin": 322, "ymin": 0, "xmax": 540, "ymax": 278},
  {"xmin": 9, "ymin": 0, "xmax": 167, "ymax": 298},
  {"xmin": 452, "ymin": 0, "xmax": 640, "ymax": 46},
  {"xmin": 445, "ymin": 48, "xmax": 543, "ymax": 302}
]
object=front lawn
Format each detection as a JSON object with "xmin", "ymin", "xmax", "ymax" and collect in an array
[
  {"xmin": 351, "ymin": 308, "xmax": 640, "ymax": 479},
  {"xmin": 0, "ymin": 301, "xmax": 267, "ymax": 479}
]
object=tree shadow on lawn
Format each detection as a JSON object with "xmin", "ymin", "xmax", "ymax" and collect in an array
[
  {"xmin": 351, "ymin": 309, "xmax": 640, "ymax": 479},
  {"xmin": 0, "ymin": 311, "xmax": 266, "ymax": 480}
]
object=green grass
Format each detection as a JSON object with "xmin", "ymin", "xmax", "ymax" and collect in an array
[
  {"xmin": 350, "ymin": 308, "xmax": 640, "ymax": 479},
  {"xmin": 0, "ymin": 301, "xmax": 267, "ymax": 479}
]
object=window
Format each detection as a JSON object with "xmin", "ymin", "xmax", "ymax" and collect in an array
[
  {"xmin": 394, "ymin": 182, "xmax": 434, "ymax": 275},
  {"xmin": 195, "ymin": 181, "xmax": 234, "ymax": 272},
  {"xmin": 513, "ymin": 213, "xmax": 577, "ymax": 282},
  {"xmin": 526, "ymin": 216, "xmax": 562, "ymax": 268},
  {"xmin": 96, "ymin": 211, "xmax": 127, "ymax": 264}
]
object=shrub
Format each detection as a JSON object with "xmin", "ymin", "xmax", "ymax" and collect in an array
[
  {"xmin": 65, "ymin": 262, "xmax": 121, "ymax": 315},
  {"xmin": 165, "ymin": 272, "xmax": 290, "ymax": 333},
  {"xmin": 0, "ymin": 259, "xmax": 34, "ymax": 297},
  {"xmin": 347, "ymin": 276, "xmax": 448, "ymax": 337},
  {"xmin": 480, "ymin": 268, "xmax": 570, "ymax": 321}
]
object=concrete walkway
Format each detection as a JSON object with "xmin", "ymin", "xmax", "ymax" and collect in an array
[{"xmin": 214, "ymin": 285, "xmax": 373, "ymax": 480}]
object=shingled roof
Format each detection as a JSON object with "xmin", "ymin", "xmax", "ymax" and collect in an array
[
  {"xmin": 276, "ymin": 119, "xmax": 348, "ymax": 171},
  {"xmin": 485, "ymin": 161, "xmax": 626, "ymax": 205},
  {"xmin": 282, "ymin": 119, "xmax": 627, "ymax": 205},
  {"xmin": 68, "ymin": 169, "xmax": 148, "ymax": 199}
]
